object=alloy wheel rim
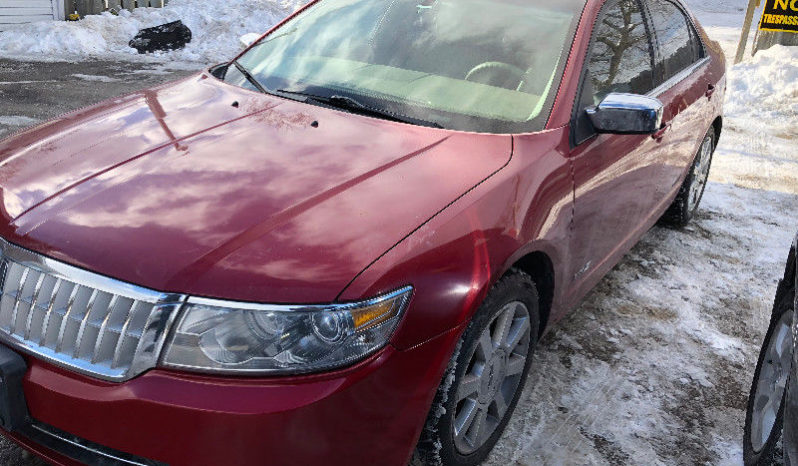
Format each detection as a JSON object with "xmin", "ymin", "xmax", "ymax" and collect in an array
[
  {"xmin": 453, "ymin": 301, "xmax": 531, "ymax": 454},
  {"xmin": 688, "ymin": 135, "xmax": 713, "ymax": 212},
  {"xmin": 751, "ymin": 310, "xmax": 794, "ymax": 452}
]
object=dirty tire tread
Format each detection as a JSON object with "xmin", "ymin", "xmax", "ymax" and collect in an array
[
  {"xmin": 744, "ymin": 282, "xmax": 795, "ymax": 466},
  {"xmin": 413, "ymin": 269, "xmax": 540, "ymax": 466}
]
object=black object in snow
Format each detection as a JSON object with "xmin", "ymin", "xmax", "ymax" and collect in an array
[{"xmin": 129, "ymin": 20, "xmax": 192, "ymax": 54}]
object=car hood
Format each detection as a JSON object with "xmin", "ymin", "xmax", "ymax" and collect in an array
[{"xmin": 0, "ymin": 74, "xmax": 511, "ymax": 303}]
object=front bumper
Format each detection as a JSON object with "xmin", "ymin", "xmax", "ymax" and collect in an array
[{"xmin": 1, "ymin": 326, "xmax": 461, "ymax": 466}]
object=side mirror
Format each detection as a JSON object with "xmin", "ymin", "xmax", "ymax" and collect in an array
[
  {"xmin": 240, "ymin": 33, "xmax": 261, "ymax": 48},
  {"xmin": 586, "ymin": 93, "xmax": 664, "ymax": 134}
]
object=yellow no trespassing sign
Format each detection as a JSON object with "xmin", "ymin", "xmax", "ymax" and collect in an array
[{"xmin": 759, "ymin": 0, "xmax": 798, "ymax": 33}]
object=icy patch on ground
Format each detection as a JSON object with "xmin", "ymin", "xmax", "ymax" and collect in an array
[
  {"xmin": 0, "ymin": 116, "xmax": 40, "ymax": 138},
  {"xmin": 72, "ymin": 74, "xmax": 119, "ymax": 83},
  {"xmin": 0, "ymin": 0, "xmax": 305, "ymax": 64},
  {"xmin": 0, "ymin": 116, "xmax": 39, "ymax": 127}
]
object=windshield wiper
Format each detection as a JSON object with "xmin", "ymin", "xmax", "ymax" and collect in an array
[
  {"xmin": 275, "ymin": 89, "xmax": 443, "ymax": 129},
  {"xmin": 232, "ymin": 60, "xmax": 268, "ymax": 95}
]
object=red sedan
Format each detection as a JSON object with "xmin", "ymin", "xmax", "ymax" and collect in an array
[{"xmin": 0, "ymin": 0, "xmax": 724, "ymax": 464}]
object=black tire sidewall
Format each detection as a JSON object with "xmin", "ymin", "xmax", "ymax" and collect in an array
[
  {"xmin": 744, "ymin": 284, "xmax": 795, "ymax": 465},
  {"xmin": 424, "ymin": 271, "xmax": 541, "ymax": 466}
]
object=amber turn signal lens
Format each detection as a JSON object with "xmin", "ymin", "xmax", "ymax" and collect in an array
[{"xmin": 351, "ymin": 300, "xmax": 400, "ymax": 330}]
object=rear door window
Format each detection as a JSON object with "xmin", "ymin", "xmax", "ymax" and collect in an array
[{"xmin": 647, "ymin": 0, "xmax": 703, "ymax": 83}]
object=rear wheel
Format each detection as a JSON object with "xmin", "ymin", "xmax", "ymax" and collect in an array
[
  {"xmin": 414, "ymin": 270, "xmax": 540, "ymax": 466},
  {"xmin": 744, "ymin": 284, "xmax": 795, "ymax": 465},
  {"xmin": 661, "ymin": 129, "xmax": 714, "ymax": 227}
]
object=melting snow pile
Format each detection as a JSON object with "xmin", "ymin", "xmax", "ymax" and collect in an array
[
  {"xmin": 0, "ymin": 0, "xmax": 305, "ymax": 64},
  {"xmin": 725, "ymin": 44, "xmax": 798, "ymax": 122}
]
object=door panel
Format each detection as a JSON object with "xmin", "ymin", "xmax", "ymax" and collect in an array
[
  {"xmin": 567, "ymin": 0, "xmax": 661, "ymax": 306},
  {"xmin": 569, "ymin": 133, "xmax": 664, "ymax": 304},
  {"xmin": 653, "ymin": 63, "xmax": 711, "ymax": 196}
]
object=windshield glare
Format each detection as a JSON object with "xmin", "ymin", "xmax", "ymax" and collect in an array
[{"xmin": 231, "ymin": 0, "xmax": 582, "ymax": 133}]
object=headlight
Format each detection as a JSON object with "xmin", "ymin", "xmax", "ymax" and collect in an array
[{"xmin": 160, "ymin": 286, "xmax": 412, "ymax": 375}]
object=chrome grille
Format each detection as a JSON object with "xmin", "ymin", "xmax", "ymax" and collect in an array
[{"xmin": 0, "ymin": 240, "xmax": 186, "ymax": 382}]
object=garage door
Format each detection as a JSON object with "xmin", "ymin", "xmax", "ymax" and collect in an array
[{"xmin": 0, "ymin": 0, "xmax": 64, "ymax": 30}]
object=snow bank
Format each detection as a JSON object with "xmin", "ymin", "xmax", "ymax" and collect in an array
[
  {"xmin": 0, "ymin": 0, "xmax": 305, "ymax": 64},
  {"xmin": 726, "ymin": 45, "xmax": 798, "ymax": 120}
]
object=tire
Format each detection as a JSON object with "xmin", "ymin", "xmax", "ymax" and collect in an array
[
  {"xmin": 413, "ymin": 270, "xmax": 541, "ymax": 466},
  {"xmin": 744, "ymin": 283, "xmax": 796, "ymax": 465},
  {"xmin": 661, "ymin": 128, "xmax": 715, "ymax": 228}
]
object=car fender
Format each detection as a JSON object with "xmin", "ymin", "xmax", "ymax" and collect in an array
[{"xmin": 338, "ymin": 128, "xmax": 574, "ymax": 351}]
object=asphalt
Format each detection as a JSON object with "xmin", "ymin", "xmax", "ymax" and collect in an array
[{"xmin": 0, "ymin": 59, "xmax": 195, "ymax": 140}]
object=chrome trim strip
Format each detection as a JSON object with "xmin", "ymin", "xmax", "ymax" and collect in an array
[
  {"xmin": 9, "ymin": 267, "xmax": 30, "ymax": 334},
  {"xmin": 0, "ymin": 329, "xmax": 129, "ymax": 379},
  {"xmin": 72, "ymin": 288, "xmax": 99, "ymax": 358},
  {"xmin": 112, "ymin": 300, "xmax": 138, "ymax": 370},
  {"xmin": 0, "ymin": 242, "xmax": 169, "ymax": 304},
  {"xmin": 185, "ymin": 285, "xmax": 414, "ymax": 313},
  {"xmin": 129, "ymin": 298, "xmax": 185, "ymax": 376},
  {"xmin": 38, "ymin": 277, "xmax": 62, "ymax": 346},
  {"xmin": 29, "ymin": 423, "xmax": 158, "ymax": 466},
  {"xmin": 23, "ymin": 272, "xmax": 46, "ymax": 339},
  {"xmin": 91, "ymin": 294, "xmax": 118, "ymax": 364},
  {"xmin": 649, "ymin": 57, "xmax": 711, "ymax": 98},
  {"xmin": 54, "ymin": 283, "xmax": 81, "ymax": 354}
]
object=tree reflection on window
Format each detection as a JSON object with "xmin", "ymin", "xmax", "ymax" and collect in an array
[
  {"xmin": 588, "ymin": 0, "xmax": 654, "ymax": 104},
  {"xmin": 648, "ymin": 0, "xmax": 702, "ymax": 81}
]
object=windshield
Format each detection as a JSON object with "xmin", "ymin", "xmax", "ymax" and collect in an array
[{"xmin": 227, "ymin": 0, "xmax": 584, "ymax": 133}]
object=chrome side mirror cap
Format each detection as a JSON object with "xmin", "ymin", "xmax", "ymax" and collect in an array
[
  {"xmin": 586, "ymin": 93, "xmax": 664, "ymax": 134},
  {"xmin": 240, "ymin": 33, "xmax": 261, "ymax": 48}
]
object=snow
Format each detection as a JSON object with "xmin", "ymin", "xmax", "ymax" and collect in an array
[
  {"xmin": 0, "ymin": 0, "xmax": 306, "ymax": 64},
  {"xmin": 726, "ymin": 45, "xmax": 798, "ymax": 136}
]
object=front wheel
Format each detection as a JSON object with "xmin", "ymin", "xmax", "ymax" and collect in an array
[
  {"xmin": 414, "ymin": 270, "xmax": 540, "ymax": 466},
  {"xmin": 661, "ymin": 129, "xmax": 715, "ymax": 227}
]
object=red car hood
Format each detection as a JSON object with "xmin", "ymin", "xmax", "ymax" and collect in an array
[{"xmin": 0, "ymin": 74, "xmax": 511, "ymax": 303}]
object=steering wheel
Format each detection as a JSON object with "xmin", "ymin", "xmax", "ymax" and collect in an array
[{"xmin": 464, "ymin": 61, "xmax": 526, "ymax": 90}]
